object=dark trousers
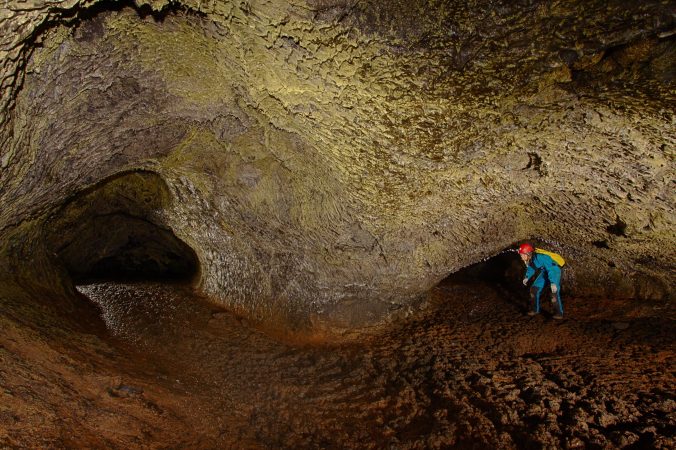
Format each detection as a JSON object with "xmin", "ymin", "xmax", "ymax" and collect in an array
[{"xmin": 530, "ymin": 284, "xmax": 563, "ymax": 316}]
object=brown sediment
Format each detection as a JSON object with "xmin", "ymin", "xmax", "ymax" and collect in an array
[{"xmin": 1, "ymin": 277, "xmax": 673, "ymax": 448}]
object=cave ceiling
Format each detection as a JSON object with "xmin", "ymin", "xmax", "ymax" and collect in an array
[{"xmin": 0, "ymin": 0, "xmax": 674, "ymax": 329}]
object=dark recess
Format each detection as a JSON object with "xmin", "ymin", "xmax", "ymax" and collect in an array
[
  {"xmin": 524, "ymin": 152, "xmax": 545, "ymax": 176},
  {"xmin": 47, "ymin": 171, "xmax": 200, "ymax": 285},
  {"xmin": 60, "ymin": 215, "xmax": 199, "ymax": 284},
  {"xmin": 606, "ymin": 217, "xmax": 627, "ymax": 237},
  {"xmin": 445, "ymin": 250, "xmax": 524, "ymax": 292}
]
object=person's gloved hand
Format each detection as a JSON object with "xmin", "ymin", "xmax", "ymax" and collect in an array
[
  {"xmin": 550, "ymin": 284, "xmax": 558, "ymax": 293},
  {"xmin": 523, "ymin": 278, "xmax": 529, "ymax": 286}
]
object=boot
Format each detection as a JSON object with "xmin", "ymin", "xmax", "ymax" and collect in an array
[{"xmin": 551, "ymin": 293, "xmax": 563, "ymax": 319}]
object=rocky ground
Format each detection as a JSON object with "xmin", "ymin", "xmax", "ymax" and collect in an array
[{"xmin": 1, "ymin": 275, "xmax": 674, "ymax": 449}]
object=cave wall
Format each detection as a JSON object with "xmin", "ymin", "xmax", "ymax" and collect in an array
[{"xmin": 0, "ymin": 0, "xmax": 673, "ymax": 330}]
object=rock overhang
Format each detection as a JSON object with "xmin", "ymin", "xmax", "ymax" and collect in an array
[{"xmin": 0, "ymin": 0, "xmax": 673, "ymax": 331}]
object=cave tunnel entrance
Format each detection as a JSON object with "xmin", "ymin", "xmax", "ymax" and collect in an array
[
  {"xmin": 47, "ymin": 171, "xmax": 199, "ymax": 285},
  {"xmin": 444, "ymin": 248, "xmax": 525, "ymax": 294},
  {"xmin": 60, "ymin": 215, "xmax": 199, "ymax": 284}
]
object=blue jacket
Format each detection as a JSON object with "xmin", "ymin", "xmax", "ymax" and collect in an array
[{"xmin": 526, "ymin": 253, "xmax": 562, "ymax": 287}]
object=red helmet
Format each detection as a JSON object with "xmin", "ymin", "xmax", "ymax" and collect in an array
[{"xmin": 518, "ymin": 243, "xmax": 534, "ymax": 254}]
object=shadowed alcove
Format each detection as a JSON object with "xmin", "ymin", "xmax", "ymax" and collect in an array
[{"xmin": 45, "ymin": 171, "xmax": 199, "ymax": 285}]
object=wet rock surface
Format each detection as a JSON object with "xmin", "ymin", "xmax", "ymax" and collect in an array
[{"xmin": 1, "ymin": 278, "xmax": 673, "ymax": 448}]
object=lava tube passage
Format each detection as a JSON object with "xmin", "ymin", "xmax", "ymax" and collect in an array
[{"xmin": 0, "ymin": 0, "xmax": 673, "ymax": 448}]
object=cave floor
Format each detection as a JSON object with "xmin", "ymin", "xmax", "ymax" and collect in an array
[{"xmin": 0, "ymin": 279, "xmax": 674, "ymax": 449}]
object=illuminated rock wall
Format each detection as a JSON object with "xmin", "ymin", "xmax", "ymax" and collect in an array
[{"xmin": 1, "ymin": 0, "xmax": 673, "ymax": 329}]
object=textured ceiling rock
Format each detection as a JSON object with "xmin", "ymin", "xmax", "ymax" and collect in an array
[{"xmin": 0, "ymin": 0, "xmax": 674, "ymax": 330}]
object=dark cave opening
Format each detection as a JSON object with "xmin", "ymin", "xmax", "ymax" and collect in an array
[
  {"xmin": 58, "ymin": 214, "xmax": 199, "ymax": 284},
  {"xmin": 47, "ymin": 171, "xmax": 199, "ymax": 285},
  {"xmin": 445, "ymin": 249, "xmax": 525, "ymax": 292},
  {"xmin": 440, "ymin": 247, "xmax": 541, "ymax": 314}
]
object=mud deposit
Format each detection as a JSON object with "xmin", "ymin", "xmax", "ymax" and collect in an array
[{"xmin": 1, "ymin": 278, "xmax": 674, "ymax": 449}]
